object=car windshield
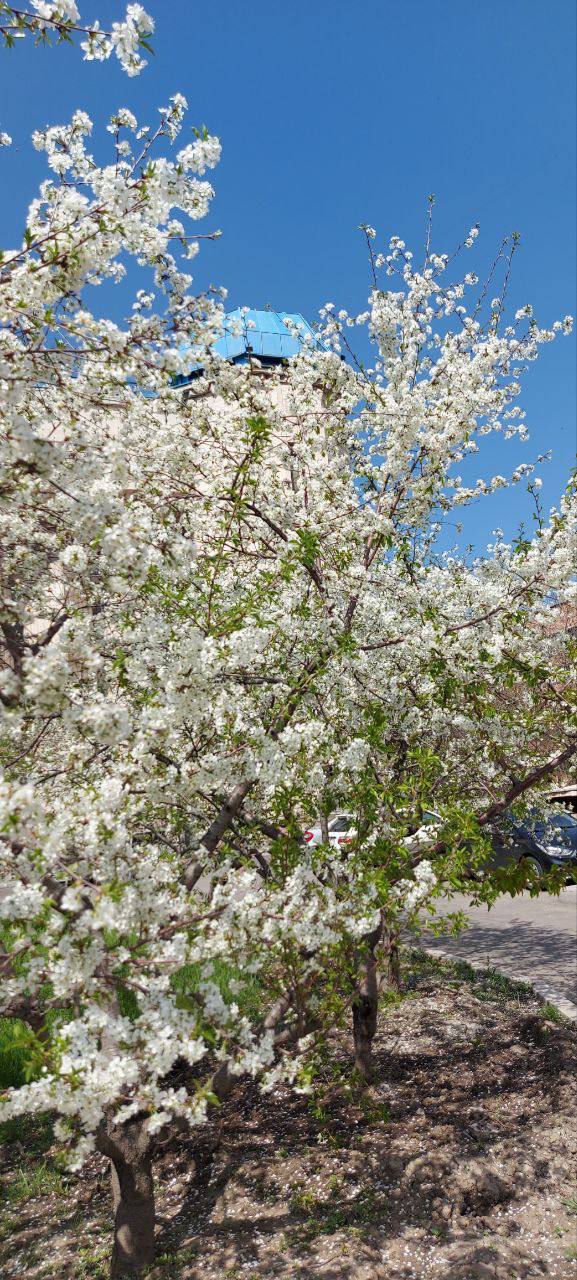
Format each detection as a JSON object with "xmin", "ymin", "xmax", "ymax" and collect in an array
[
  {"xmin": 533, "ymin": 813, "xmax": 577, "ymax": 833},
  {"xmin": 329, "ymin": 816, "xmax": 351, "ymax": 833},
  {"xmin": 501, "ymin": 808, "xmax": 576, "ymax": 833}
]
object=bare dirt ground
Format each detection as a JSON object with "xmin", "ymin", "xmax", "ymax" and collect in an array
[{"xmin": 1, "ymin": 952, "xmax": 577, "ymax": 1280}]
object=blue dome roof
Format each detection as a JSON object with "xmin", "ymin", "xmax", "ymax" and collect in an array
[
  {"xmin": 177, "ymin": 307, "xmax": 316, "ymax": 383},
  {"xmin": 214, "ymin": 308, "xmax": 315, "ymax": 360}
]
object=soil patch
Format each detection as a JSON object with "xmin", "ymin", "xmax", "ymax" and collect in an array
[{"xmin": 1, "ymin": 952, "xmax": 576, "ymax": 1279}]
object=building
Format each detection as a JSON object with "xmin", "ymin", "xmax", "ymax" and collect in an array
[{"xmin": 175, "ymin": 308, "xmax": 316, "ymax": 387}]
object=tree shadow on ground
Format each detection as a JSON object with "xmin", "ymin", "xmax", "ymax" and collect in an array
[{"xmin": 153, "ymin": 996, "xmax": 576, "ymax": 1279}]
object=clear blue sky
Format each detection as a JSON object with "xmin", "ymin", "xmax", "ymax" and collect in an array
[{"xmin": 1, "ymin": 0, "xmax": 575, "ymax": 550}]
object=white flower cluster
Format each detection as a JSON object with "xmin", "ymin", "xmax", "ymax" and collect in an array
[
  {"xmin": 177, "ymin": 134, "xmax": 222, "ymax": 176},
  {"xmin": 393, "ymin": 861, "xmax": 437, "ymax": 914},
  {"xmin": 1, "ymin": 3, "xmax": 154, "ymax": 76},
  {"xmin": 32, "ymin": 1, "xmax": 81, "ymax": 21}
]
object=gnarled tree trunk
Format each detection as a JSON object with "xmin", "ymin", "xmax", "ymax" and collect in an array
[
  {"xmin": 97, "ymin": 1114, "xmax": 155, "ymax": 1277},
  {"xmin": 352, "ymin": 923, "xmax": 382, "ymax": 1080}
]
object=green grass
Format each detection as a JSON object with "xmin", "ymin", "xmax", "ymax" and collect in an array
[
  {"xmin": 0, "ymin": 1111, "xmax": 53, "ymax": 1153},
  {"xmin": 563, "ymin": 1194, "xmax": 577, "ymax": 1216},
  {"xmin": 171, "ymin": 957, "xmax": 264, "ymax": 1022},
  {"xmin": 74, "ymin": 1246, "xmax": 109, "ymax": 1279},
  {"xmin": 2, "ymin": 1160, "xmax": 63, "ymax": 1204},
  {"xmin": 408, "ymin": 951, "xmax": 570, "ymax": 1024},
  {"xmin": 405, "ymin": 948, "xmax": 536, "ymax": 1006},
  {"xmin": 0, "ymin": 1212, "xmax": 19, "ymax": 1244},
  {"xmin": 0, "ymin": 1002, "xmax": 75, "ymax": 1088},
  {"xmin": 540, "ymin": 1002, "xmax": 566, "ymax": 1025},
  {"xmin": 358, "ymin": 1095, "xmax": 390, "ymax": 1125},
  {"xmin": 148, "ymin": 1244, "xmax": 200, "ymax": 1277},
  {"xmin": 0, "ymin": 1017, "xmax": 36, "ymax": 1089},
  {"xmin": 289, "ymin": 1182, "xmax": 385, "ymax": 1237}
]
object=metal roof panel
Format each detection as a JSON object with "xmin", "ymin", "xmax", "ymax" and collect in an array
[{"xmin": 177, "ymin": 308, "xmax": 316, "ymax": 379}]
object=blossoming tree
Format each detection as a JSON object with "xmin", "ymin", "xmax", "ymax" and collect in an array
[{"xmin": 1, "ymin": 7, "xmax": 576, "ymax": 1275}]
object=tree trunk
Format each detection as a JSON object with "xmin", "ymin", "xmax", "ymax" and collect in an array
[
  {"xmin": 385, "ymin": 927, "xmax": 402, "ymax": 991},
  {"xmin": 97, "ymin": 1115, "xmax": 155, "ymax": 1277},
  {"xmin": 352, "ymin": 937, "xmax": 379, "ymax": 1080}
]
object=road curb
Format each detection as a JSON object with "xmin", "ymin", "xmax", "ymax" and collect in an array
[{"xmin": 419, "ymin": 943, "xmax": 577, "ymax": 1022}]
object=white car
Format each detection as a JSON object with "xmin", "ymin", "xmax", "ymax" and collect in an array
[
  {"xmin": 302, "ymin": 813, "xmax": 354, "ymax": 848},
  {"xmin": 302, "ymin": 810, "xmax": 440, "ymax": 850}
]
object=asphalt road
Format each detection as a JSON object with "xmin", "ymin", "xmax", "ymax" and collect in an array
[{"xmin": 422, "ymin": 886, "xmax": 577, "ymax": 1014}]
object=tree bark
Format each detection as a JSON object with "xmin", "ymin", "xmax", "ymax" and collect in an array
[
  {"xmin": 385, "ymin": 927, "xmax": 402, "ymax": 991},
  {"xmin": 352, "ymin": 926, "xmax": 381, "ymax": 1080},
  {"xmin": 97, "ymin": 1116, "xmax": 155, "ymax": 1277}
]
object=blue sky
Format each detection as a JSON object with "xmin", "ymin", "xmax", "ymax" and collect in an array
[{"xmin": 0, "ymin": 0, "xmax": 575, "ymax": 550}]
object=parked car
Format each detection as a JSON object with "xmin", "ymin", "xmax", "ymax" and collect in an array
[
  {"xmin": 302, "ymin": 810, "xmax": 440, "ymax": 850},
  {"xmin": 488, "ymin": 809, "xmax": 577, "ymax": 879},
  {"xmin": 302, "ymin": 814, "xmax": 353, "ymax": 848}
]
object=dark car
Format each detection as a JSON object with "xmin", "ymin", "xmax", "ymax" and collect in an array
[{"xmin": 488, "ymin": 809, "xmax": 577, "ymax": 879}]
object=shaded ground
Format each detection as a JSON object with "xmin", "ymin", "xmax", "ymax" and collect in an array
[
  {"xmin": 423, "ymin": 886, "xmax": 577, "ymax": 1008},
  {"xmin": 1, "ymin": 952, "xmax": 577, "ymax": 1279}
]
